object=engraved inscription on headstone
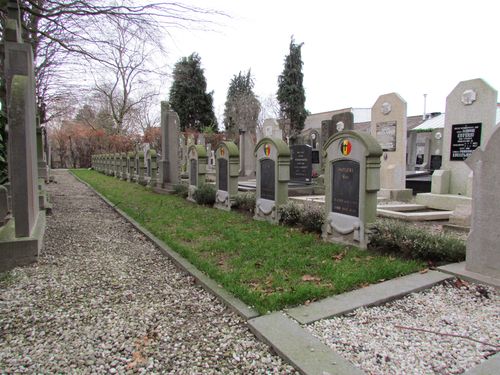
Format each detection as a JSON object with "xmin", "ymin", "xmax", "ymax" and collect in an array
[
  {"xmin": 376, "ymin": 121, "xmax": 397, "ymax": 151},
  {"xmin": 190, "ymin": 159, "xmax": 197, "ymax": 186},
  {"xmin": 260, "ymin": 159, "xmax": 275, "ymax": 200},
  {"xmin": 290, "ymin": 144, "xmax": 312, "ymax": 182},
  {"xmin": 332, "ymin": 160, "xmax": 360, "ymax": 217},
  {"xmin": 218, "ymin": 158, "xmax": 228, "ymax": 192},
  {"xmin": 450, "ymin": 123, "xmax": 482, "ymax": 161}
]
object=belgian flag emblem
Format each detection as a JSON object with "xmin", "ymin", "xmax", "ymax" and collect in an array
[
  {"xmin": 340, "ymin": 139, "xmax": 352, "ymax": 156},
  {"xmin": 264, "ymin": 144, "xmax": 271, "ymax": 157}
]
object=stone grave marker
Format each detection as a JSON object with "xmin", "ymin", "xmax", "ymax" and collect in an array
[
  {"xmin": 214, "ymin": 141, "xmax": 239, "ymax": 210},
  {"xmin": 157, "ymin": 102, "xmax": 180, "ymax": 191},
  {"xmin": 465, "ymin": 124, "xmax": 500, "ymax": 279},
  {"xmin": 290, "ymin": 144, "xmax": 313, "ymax": 183},
  {"xmin": 370, "ymin": 92, "xmax": 412, "ymax": 201},
  {"xmin": 127, "ymin": 152, "xmax": 135, "ymax": 182},
  {"xmin": 239, "ymin": 129, "xmax": 256, "ymax": 177},
  {"xmin": 320, "ymin": 112, "xmax": 354, "ymax": 172},
  {"xmin": 322, "ymin": 130, "xmax": 382, "ymax": 249},
  {"xmin": 417, "ymin": 79, "xmax": 497, "ymax": 210},
  {"xmin": 120, "ymin": 152, "xmax": 127, "ymax": 180},
  {"xmin": 187, "ymin": 144, "xmax": 208, "ymax": 202},
  {"xmin": 136, "ymin": 151, "xmax": 146, "ymax": 185},
  {"xmin": 146, "ymin": 149, "xmax": 158, "ymax": 187},
  {"xmin": 254, "ymin": 138, "xmax": 290, "ymax": 224}
]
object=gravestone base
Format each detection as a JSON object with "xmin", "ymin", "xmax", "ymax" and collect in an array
[
  {"xmin": 322, "ymin": 212, "xmax": 371, "ymax": 249},
  {"xmin": 214, "ymin": 190, "xmax": 232, "ymax": 211},
  {"xmin": 415, "ymin": 193, "xmax": 471, "ymax": 211},
  {"xmin": 378, "ymin": 188, "xmax": 413, "ymax": 202},
  {"xmin": 137, "ymin": 176, "xmax": 147, "ymax": 186},
  {"xmin": 38, "ymin": 190, "xmax": 52, "ymax": 214},
  {"xmin": 0, "ymin": 211, "xmax": 46, "ymax": 272},
  {"xmin": 187, "ymin": 185, "xmax": 197, "ymax": 203},
  {"xmin": 254, "ymin": 198, "xmax": 279, "ymax": 224}
]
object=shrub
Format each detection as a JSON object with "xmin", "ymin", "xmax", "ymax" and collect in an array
[
  {"xmin": 369, "ymin": 219, "xmax": 466, "ymax": 263},
  {"xmin": 278, "ymin": 201, "xmax": 302, "ymax": 226},
  {"xmin": 233, "ymin": 192, "xmax": 256, "ymax": 212},
  {"xmin": 300, "ymin": 204, "xmax": 324, "ymax": 233},
  {"xmin": 193, "ymin": 183, "xmax": 216, "ymax": 205},
  {"xmin": 173, "ymin": 183, "xmax": 188, "ymax": 198}
]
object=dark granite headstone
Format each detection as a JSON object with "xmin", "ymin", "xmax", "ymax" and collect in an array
[
  {"xmin": 450, "ymin": 123, "xmax": 482, "ymax": 161},
  {"xmin": 190, "ymin": 159, "xmax": 197, "ymax": 186},
  {"xmin": 312, "ymin": 150, "xmax": 320, "ymax": 164},
  {"xmin": 218, "ymin": 158, "xmax": 228, "ymax": 192},
  {"xmin": 331, "ymin": 160, "xmax": 360, "ymax": 217},
  {"xmin": 430, "ymin": 155, "xmax": 442, "ymax": 171},
  {"xmin": 260, "ymin": 159, "xmax": 275, "ymax": 200},
  {"xmin": 290, "ymin": 144, "xmax": 312, "ymax": 183}
]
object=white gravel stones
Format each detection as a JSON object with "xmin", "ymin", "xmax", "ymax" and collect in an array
[
  {"xmin": 0, "ymin": 170, "xmax": 297, "ymax": 374},
  {"xmin": 307, "ymin": 280, "xmax": 499, "ymax": 375}
]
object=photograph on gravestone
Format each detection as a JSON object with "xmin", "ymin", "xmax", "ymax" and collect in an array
[
  {"xmin": 376, "ymin": 121, "xmax": 397, "ymax": 151},
  {"xmin": 450, "ymin": 123, "xmax": 482, "ymax": 161},
  {"xmin": 332, "ymin": 159, "xmax": 360, "ymax": 217},
  {"xmin": 190, "ymin": 159, "xmax": 197, "ymax": 186},
  {"xmin": 290, "ymin": 144, "xmax": 312, "ymax": 183},
  {"xmin": 218, "ymin": 158, "xmax": 228, "ymax": 192},
  {"xmin": 260, "ymin": 159, "xmax": 275, "ymax": 201}
]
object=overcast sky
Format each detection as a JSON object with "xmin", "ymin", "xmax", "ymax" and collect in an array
[{"xmin": 164, "ymin": 0, "xmax": 499, "ymax": 124}]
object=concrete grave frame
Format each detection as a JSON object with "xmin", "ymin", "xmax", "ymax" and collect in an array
[
  {"xmin": 214, "ymin": 141, "xmax": 239, "ymax": 210},
  {"xmin": 187, "ymin": 144, "xmax": 208, "ymax": 202},
  {"xmin": 254, "ymin": 137, "xmax": 290, "ymax": 224},
  {"xmin": 322, "ymin": 130, "xmax": 382, "ymax": 249}
]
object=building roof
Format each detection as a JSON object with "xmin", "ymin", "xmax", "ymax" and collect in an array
[{"xmin": 412, "ymin": 107, "xmax": 500, "ymax": 131}]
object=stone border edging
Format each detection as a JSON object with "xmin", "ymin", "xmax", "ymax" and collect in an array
[{"xmin": 70, "ymin": 171, "xmax": 259, "ymax": 320}]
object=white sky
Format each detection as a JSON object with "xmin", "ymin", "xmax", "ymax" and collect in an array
[{"xmin": 163, "ymin": 0, "xmax": 499, "ymax": 124}]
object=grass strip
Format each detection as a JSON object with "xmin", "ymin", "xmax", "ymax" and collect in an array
[{"xmin": 72, "ymin": 169, "xmax": 425, "ymax": 314}]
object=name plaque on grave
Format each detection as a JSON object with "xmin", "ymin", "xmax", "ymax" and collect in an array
[
  {"xmin": 332, "ymin": 160, "xmax": 359, "ymax": 217},
  {"xmin": 376, "ymin": 121, "xmax": 397, "ymax": 151},
  {"xmin": 312, "ymin": 150, "xmax": 320, "ymax": 164},
  {"xmin": 290, "ymin": 144, "xmax": 312, "ymax": 182},
  {"xmin": 450, "ymin": 123, "xmax": 482, "ymax": 161},
  {"xmin": 260, "ymin": 159, "xmax": 275, "ymax": 200},
  {"xmin": 190, "ymin": 159, "xmax": 197, "ymax": 186},
  {"xmin": 218, "ymin": 158, "xmax": 228, "ymax": 192}
]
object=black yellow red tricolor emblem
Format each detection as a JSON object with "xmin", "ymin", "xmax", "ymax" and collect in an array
[{"xmin": 340, "ymin": 139, "xmax": 352, "ymax": 156}]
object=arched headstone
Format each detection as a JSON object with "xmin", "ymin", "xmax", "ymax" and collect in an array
[
  {"xmin": 214, "ymin": 141, "xmax": 239, "ymax": 210},
  {"xmin": 187, "ymin": 144, "xmax": 208, "ymax": 202}
]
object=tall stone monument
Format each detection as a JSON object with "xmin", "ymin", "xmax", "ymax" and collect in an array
[
  {"xmin": 370, "ymin": 93, "xmax": 412, "ymax": 201},
  {"xmin": 0, "ymin": 1, "xmax": 46, "ymax": 271},
  {"xmin": 464, "ymin": 125, "xmax": 500, "ymax": 279},
  {"xmin": 157, "ymin": 102, "xmax": 180, "ymax": 192},
  {"xmin": 239, "ymin": 129, "xmax": 256, "ymax": 177},
  {"xmin": 254, "ymin": 138, "xmax": 290, "ymax": 224},
  {"xmin": 322, "ymin": 131, "xmax": 382, "ymax": 249},
  {"xmin": 417, "ymin": 79, "xmax": 498, "ymax": 210}
]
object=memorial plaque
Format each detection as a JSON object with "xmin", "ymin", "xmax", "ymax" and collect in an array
[
  {"xmin": 450, "ymin": 123, "xmax": 482, "ymax": 161},
  {"xmin": 376, "ymin": 121, "xmax": 397, "ymax": 151},
  {"xmin": 332, "ymin": 160, "xmax": 360, "ymax": 217},
  {"xmin": 430, "ymin": 155, "xmax": 442, "ymax": 171},
  {"xmin": 260, "ymin": 159, "xmax": 275, "ymax": 200},
  {"xmin": 190, "ymin": 159, "xmax": 197, "ymax": 186},
  {"xmin": 218, "ymin": 158, "xmax": 228, "ymax": 192},
  {"xmin": 290, "ymin": 144, "xmax": 312, "ymax": 182},
  {"xmin": 312, "ymin": 150, "xmax": 320, "ymax": 164}
]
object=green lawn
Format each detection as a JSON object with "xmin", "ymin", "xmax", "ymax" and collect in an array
[{"xmin": 72, "ymin": 169, "xmax": 425, "ymax": 314}]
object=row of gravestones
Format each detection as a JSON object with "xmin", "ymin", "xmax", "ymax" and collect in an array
[
  {"xmin": 186, "ymin": 134, "xmax": 382, "ymax": 249},
  {"xmin": 92, "ymin": 150, "xmax": 158, "ymax": 187}
]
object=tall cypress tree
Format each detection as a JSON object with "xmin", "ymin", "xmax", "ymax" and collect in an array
[
  {"xmin": 169, "ymin": 53, "xmax": 218, "ymax": 132},
  {"xmin": 277, "ymin": 37, "xmax": 307, "ymax": 143},
  {"xmin": 223, "ymin": 70, "xmax": 260, "ymax": 139}
]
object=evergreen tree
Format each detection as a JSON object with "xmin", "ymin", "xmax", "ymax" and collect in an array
[
  {"xmin": 223, "ymin": 70, "xmax": 260, "ymax": 139},
  {"xmin": 169, "ymin": 53, "xmax": 218, "ymax": 132},
  {"xmin": 277, "ymin": 37, "xmax": 308, "ymax": 143}
]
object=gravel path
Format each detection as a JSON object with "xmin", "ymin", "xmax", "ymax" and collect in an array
[
  {"xmin": 0, "ymin": 170, "xmax": 297, "ymax": 374},
  {"xmin": 307, "ymin": 279, "xmax": 499, "ymax": 375}
]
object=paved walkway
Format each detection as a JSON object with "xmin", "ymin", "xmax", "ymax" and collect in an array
[{"xmin": 0, "ymin": 170, "xmax": 296, "ymax": 374}]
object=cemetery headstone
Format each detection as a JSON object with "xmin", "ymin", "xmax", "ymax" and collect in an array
[
  {"xmin": 239, "ymin": 129, "xmax": 256, "ymax": 177},
  {"xmin": 157, "ymin": 102, "xmax": 180, "ymax": 191},
  {"xmin": 127, "ymin": 152, "xmax": 136, "ymax": 182},
  {"xmin": 254, "ymin": 137, "xmax": 290, "ymax": 224},
  {"xmin": 416, "ymin": 79, "xmax": 497, "ymax": 210},
  {"xmin": 187, "ymin": 144, "xmax": 208, "ymax": 202},
  {"xmin": 322, "ymin": 130, "xmax": 382, "ymax": 249},
  {"xmin": 136, "ymin": 151, "xmax": 146, "ymax": 185},
  {"xmin": 320, "ymin": 112, "xmax": 354, "ymax": 172},
  {"xmin": 370, "ymin": 92, "xmax": 412, "ymax": 201},
  {"xmin": 146, "ymin": 149, "xmax": 158, "ymax": 187},
  {"xmin": 214, "ymin": 141, "xmax": 239, "ymax": 210},
  {"xmin": 465, "ymin": 124, "xmax": 500, "ymax": 279},
  {"xmin": 290, "ymin": 144, "xmax": 313, "ymax": 183},
  {"xmin": 120, "ymin": 152, "xmax": 127, "ymax": 180}
]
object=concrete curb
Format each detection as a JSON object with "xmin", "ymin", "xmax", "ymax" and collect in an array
[
  {"xmin": 70, "ymin": 172, "xmax": 259, "ymax": 320},
  {"xmin": 287, "ymin": 270, "xmax": 453, "ymax": 324},
  {"xmin": 438, "ymin": 262, "xmax": 500, "ymax": 289}
]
